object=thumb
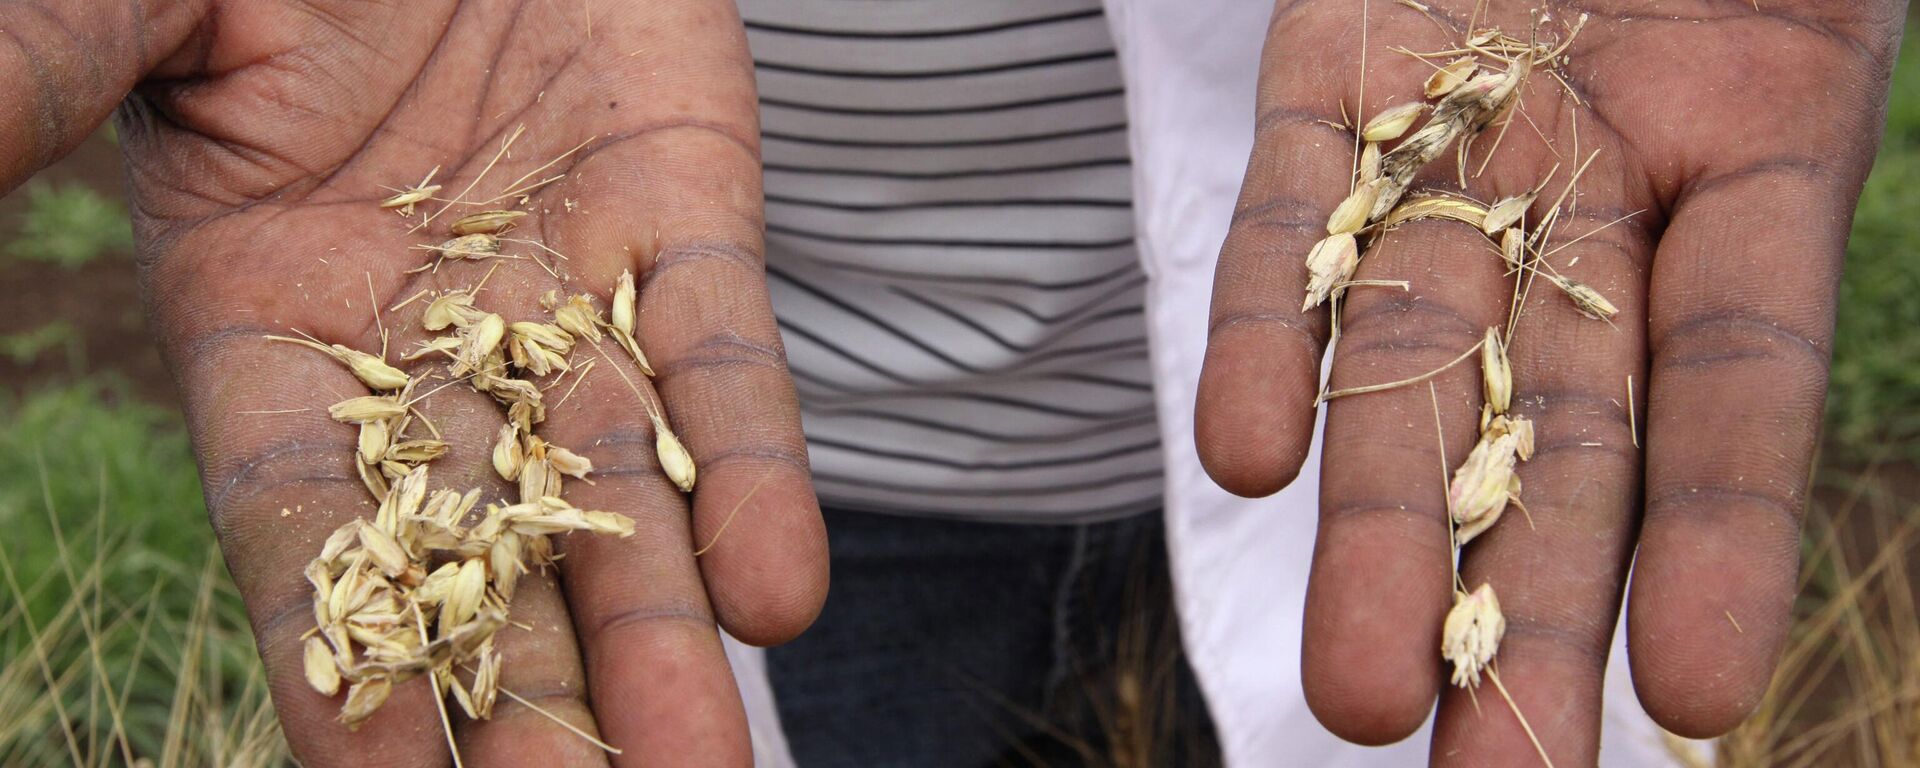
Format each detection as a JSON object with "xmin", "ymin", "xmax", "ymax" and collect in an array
[{"xmin": 0, "ymin": 0, "xmax": 207, "ymax": 192}]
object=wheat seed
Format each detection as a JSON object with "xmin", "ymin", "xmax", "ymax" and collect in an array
[
  {"xmin": 1328, "ymin": 179, "xmax": 1385, "ymax": 235},
  {"xmin": 1482, "ymin": 190, "xmax": 1537, "ymax": 234},
  {"xmin": 554, "ymin": 295, "xmax": 604, "ymax": 342},
  {"xmin": 304, "ymin": 635, "xmax": 341, "ymax": 696},
  {"xmin": 1481, "ymin": 327, "xmax": 1512, "ymax": 414},
  {"xmin": 1362, "ymin": 102, "xmax": 1428, "ymax": 142},
  {"xmin": 1441, "ymin": 583, "xmax": 1506, "ymax": 688},
  {"xmin": 266, "ymin": 336, "xmax": 412, "ymax": 391},
  {"xmin": 340, "ymin": 678, "xmax": 393, "ymax": 728},
  {"xmin": 423, "ymin": 291, "xmax": 485, "ymax": 332},
  {"xmin": 329, "ymin": 396, "xmax": 407, "ymax": 423},
  {"xmin": 654, "ymin": 417, "xmax": 697, "ymax": 493},
  {"xmin": 547, "ymin": 445, "xmax": 593, "ymax": 479},
  {"xmin": 611, "ymin": 270, "xmax": 636, "ymax": 337}
]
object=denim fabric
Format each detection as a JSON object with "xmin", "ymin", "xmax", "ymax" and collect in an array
[{"xmin": 765, "ymin": 508, "xmax": 1220, "ymax": 768}]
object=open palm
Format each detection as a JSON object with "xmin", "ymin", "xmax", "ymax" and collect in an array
[
  {"xmin": 1198, "ymin": 0, "xmax": 1905, "ymax": 763},
  {"xmin": 3, "ymin": 1, "xmax": 825, "ymax": 765}
]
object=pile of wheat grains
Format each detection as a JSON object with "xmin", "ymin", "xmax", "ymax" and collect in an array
[{"xmin": 269, "ymin": 131, "xmax": 695, "ymax": 757}]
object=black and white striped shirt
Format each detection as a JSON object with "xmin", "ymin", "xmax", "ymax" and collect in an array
[{"xmin": 741, "ymin": 0, "xmax": 1162, "ymax": 522}]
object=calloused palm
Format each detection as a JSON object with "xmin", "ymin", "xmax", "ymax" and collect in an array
[
  {"xmin": 2, "ymin": 1, "xmax": 827, "ymax": 765},
  {"xmin": 1197, "ymin": 1, "xmax": 1905, "ymax": 763}
]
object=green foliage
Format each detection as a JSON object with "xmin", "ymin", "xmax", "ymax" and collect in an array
[
  {"xmin": 0, "ymin": 380, "xmax": 284, "ymax": 766},
  {"xmin": 0, "ymin": 322, "xmax": 83, "ymax": 368},
  {"xmin": 0, "ymin": 381, "xmax": 207, "ymax": 593},
  {"xmin": 1829, "ymin": 29, "xmax": 1920, "ymax": 456},
  {"xmin": 4, "ymin": 182, "xmax": 133, "ymax": 268}
]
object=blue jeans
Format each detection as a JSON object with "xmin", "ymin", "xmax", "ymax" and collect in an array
[{"xmin": 766, "ymin": 508, "xmax": 1221, "ymax": 767}]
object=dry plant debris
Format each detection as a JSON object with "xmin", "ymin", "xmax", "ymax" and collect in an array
[
  {"xmin": 263, "ymin": 129, "xmax": 701, "ymax": 758},
  {"xmin": 1301, "ymin": 8, "xmax": 1629, "ymax": 767}
]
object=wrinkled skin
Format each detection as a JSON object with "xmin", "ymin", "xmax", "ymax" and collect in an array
[
  {"xmin": 1198, "ymin": 0, "xmax": 1907, "ymax": 764},
  {"xmin": 1, "ymin": 1, "xmax": 827, "ymax": 766}
]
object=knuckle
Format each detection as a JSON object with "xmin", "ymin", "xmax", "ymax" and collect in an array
[
  {"xmin": 1527, "ymin": 434, "xmax": 1639, "ymax": 467},
  {"xmin": 1228, "ymin": 193, "xmax": 1320, "ymax": 229},
  {"xmin": 658, "ymin": 333, "xmax": 788, "ymax": 379},
  {"xmin": 1499, "ymin": 619, "xmax": 1613, "ymax": 674},
  {"xmin": 491, "ymin": 682, "xmax": 592, "ymax": 719},
  {"xmin": 701, "ymin": 443, "xmax": 812, "ymax": 476},
  {"xmin": 1687, "ymin": 154, "xmax": 1842, "ymax": 202},
  {"xmin": 1207, "ymin": 311, "xmax": 1325, "ymax": 357},
  {"xmin": 589, "ymin": 598, "xmax": 716, "ymax": 643},
  {"xmin": 1317, "ymin": 501, "xmax": 1452, "ymax": 556},
  {"xmin": 1337, "ymin": 295, "xmax": 1481, "ymax": 361},
  {"xmin": 562, "ymin": 429, "xmax": 673, "ymax": 476},
  {"xmin": 0, "ymin": 3, "xmax": 89, "ymax": 174},
  {"xmin": 1644, "ymin": 482, "xmax": 1806, "ymax": 530},
  {"xmin": 1252, "ymin": 104, "xmax": 1345, "ymax": 143},
  {"xmin": 643, "ymin": 240, "xmax": 764, "ymax": 288},
  {"xmin": 1653, "ymin": 309, "xmax": 1829, "ymax": 375},
  {"xmin": 1510, "ymin": 387, "xmax": 1638, "ymax": 460}
]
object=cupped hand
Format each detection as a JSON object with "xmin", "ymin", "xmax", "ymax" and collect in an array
[
  {"xmin": 1196, "ymin": 0, "xmax": 1905, "ymax": 763},
  {"xmin": 2, "ymin": 1, "xmax": 827, "ymax": 765}
]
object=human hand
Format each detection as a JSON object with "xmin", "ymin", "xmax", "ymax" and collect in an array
[
  {"xmin": 2, "ymin": 1, "xmax": 826, "ymax": 765},
  {"xmin": 1194, "ymin": 0, "xmax": 1905, "ymax": 763}
]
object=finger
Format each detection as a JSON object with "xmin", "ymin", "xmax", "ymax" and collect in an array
[
  {"xmin": 541, "ymin": 357, "xmax": 751, "ymax": 765},
  {"xmin": 1305, "ymin": 219, "xmax": 1507, "ymax": 744},
  {"xmin": 539, "ymin": 0, "xmax": 826, "ymax": 648},
  {"xmin": 1629, "ymin": 165, "xmax": 1856, "ymax": 737},
  {"xmin": 0, "ymin": 0, "xmax": 202, "ymax": 191},
  {"xmin": 1194, "ymin": 4, "xmax": 1351, "ymax": 497},
  {"xmin": 1261, "ymin": 8, "xmax": 1548, "ymax": 740},
  {"xmin": 1430, "ymin": 205, "xmax": 1658, "ymax": 766}
]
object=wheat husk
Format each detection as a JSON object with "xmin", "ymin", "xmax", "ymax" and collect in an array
[
  {"xmin": 1424, "ymin": 56, "xmax": 1478, "ymax": 98},
  {"xmin": 449, "ymin": 210, "xmax": 527, "ymax": 236},
  {"xmin": 1441, "ymin": 583, "xmax": 1506, "ymax": 688},
  {"xmin": 1303, "ymin": 233, "xmax": 1361, "ymax": 311}
]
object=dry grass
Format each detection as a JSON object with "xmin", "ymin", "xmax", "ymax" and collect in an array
[
  {"xmin": 0, "ymin": 484, "xmax": 287, "ymax": 767},
  {"xmin": 1712, "ymin": 457, "xmax": 1920, "ymax": 768}
]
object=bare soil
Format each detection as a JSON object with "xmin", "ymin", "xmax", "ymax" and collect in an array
[{"xmin": 0, "ymin": 133, "xmax": 176, "ymax": 406}]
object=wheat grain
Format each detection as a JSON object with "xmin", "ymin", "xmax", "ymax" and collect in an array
[{"xmin": 1362, "ymin": 102, "xmax": 1428, "ymax": 142}]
